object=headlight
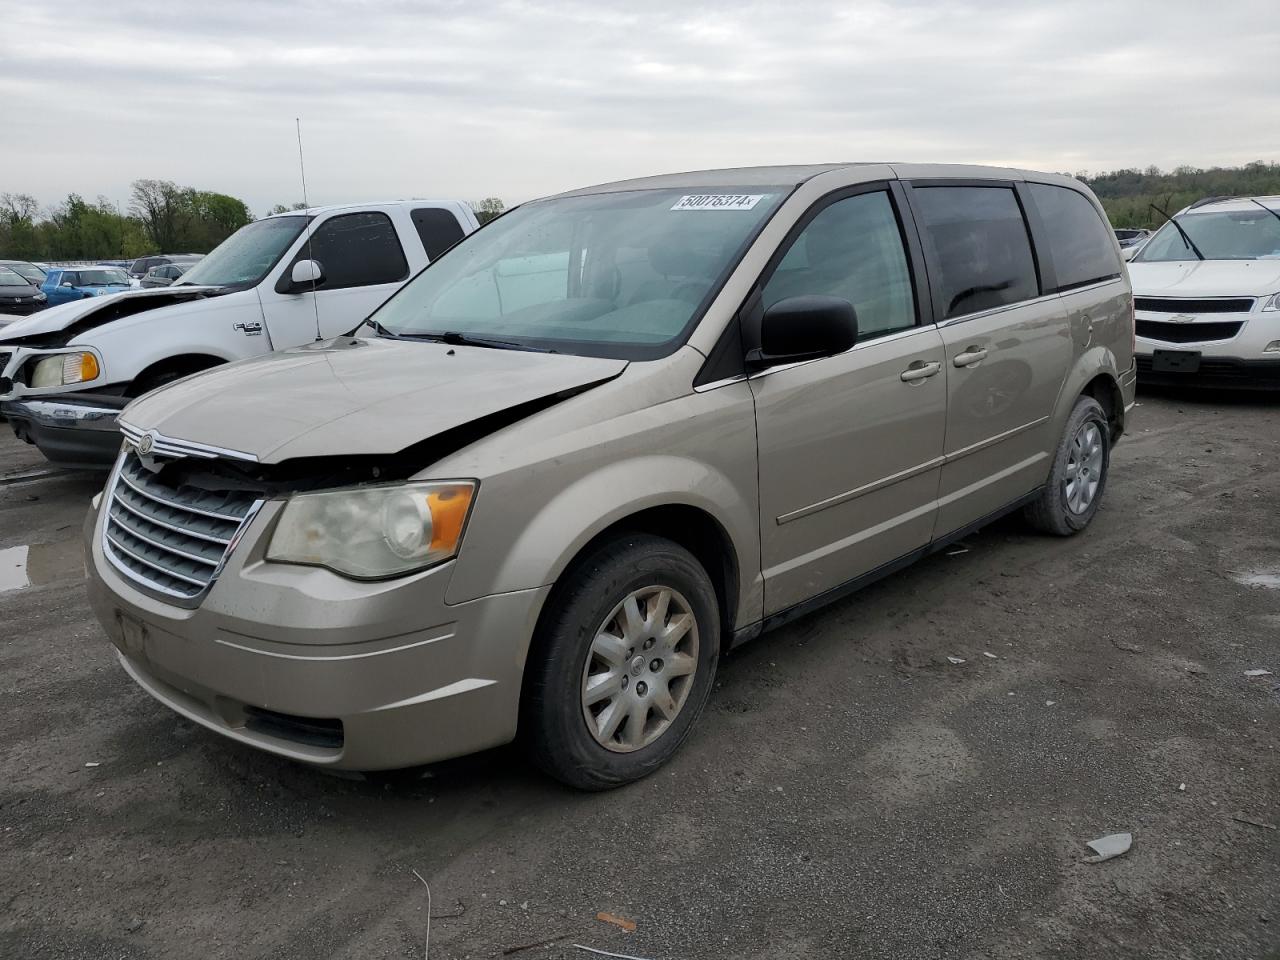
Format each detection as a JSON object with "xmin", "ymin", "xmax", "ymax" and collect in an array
[
  {"xmin": 33, "ymin": 292, "xmax": 46, "ymax": 302},
  {"xmin": 266, "ymin": 481, "xmax": 476, "ymax": 579},
  {"xmin": 30, "ymin": 352, "xmax": 100, "ymax": 388},
  {"xmin": 1262, "ymin": 293, "xmax": 1280, "ymax": 312}
]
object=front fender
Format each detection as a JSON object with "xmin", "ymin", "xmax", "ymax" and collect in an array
[{"xmin": 447, "ymin": 451, "xmax": 762, "ymax": 629}]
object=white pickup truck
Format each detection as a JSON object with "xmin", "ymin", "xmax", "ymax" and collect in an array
[{"xmin": 0, "ymin": 199, "xmax": 479, "ymax": 467}]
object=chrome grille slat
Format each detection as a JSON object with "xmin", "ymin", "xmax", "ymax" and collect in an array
[
  {"xmin": 113, "ymin": 480, "xmax": 240, "ymax": 543},
  {"xmin": 106, "ymin": 505, "xmax": 221, "ymax": 567},
  {"xmin": 102, "ymin": 449, "xmax": 262, "ymax": 602},
  {"xmin": 118, "ymin": 460, "xmax": 252, "ymax": 523},
  {"xmin": 109, "ymin": 492, "xmax": 232, "ymax": 547},
  {"xmin": 104, "ymin": 531, "xmax": 210, "ymax": 588}
]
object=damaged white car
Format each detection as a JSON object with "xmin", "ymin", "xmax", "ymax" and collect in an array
[{"xmin": 0, "ymin": 199, "xmax": 478, "ymax": 467}]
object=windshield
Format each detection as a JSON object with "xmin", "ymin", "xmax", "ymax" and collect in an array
[
  {"xmin": 178, "ymin": 216, "xmax": 307, "ymax": 290},
  {"xmin": 0, "ymin": 267, "xmax": 29, "ymax": 286},
  {"xmin": 1136, "ymin": 209, "xmax": 1280, "ymax": 262},
  {"xmin": 2, "ymin": 262, "xmax": 44, "ymax": 282},
  {"xmin": 78, "ymin": 268, "xmax": 128, "ymax": 286},
  {"xmin": 373, "ymin": 187, "xmax": 788, "ymax": 358}
]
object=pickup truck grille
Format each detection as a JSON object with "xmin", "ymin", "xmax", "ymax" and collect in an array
[
  {"xmin": 102, "ymin": 452, "xmax": 261, "ymax": 601},
  {"xmin": 1134, "ymin": 296, "xmax": 1255, "ymax": 314}
]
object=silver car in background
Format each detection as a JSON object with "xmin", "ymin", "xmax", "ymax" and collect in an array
[{"xmin": 85, "ymin": 163, "xmax": 1135, "ymax": 789}]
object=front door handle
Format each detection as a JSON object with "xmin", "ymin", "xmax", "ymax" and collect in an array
[
  {"xmin": 953, "ymin": 347, "xmax": 989, "ymax": 367},
  {"xmin": 900, "ymin": 360, "xmax": 943, "ymax": 383}
]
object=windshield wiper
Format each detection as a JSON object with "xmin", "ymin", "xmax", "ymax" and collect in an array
[
  {"xmin": 1150, "ymin": 203, "xmax": 1205, "ymax": 261},
  {"xmin": 346, "ymin": 316, "xmax": 394, "ymax": 338},
  {"xmin": 403, "ymin": 331, "xmax": 554, "ymax": 353},
  {"xmin": 1247, "ymin": 198, "xmax": 1280, "ymax": 226}
]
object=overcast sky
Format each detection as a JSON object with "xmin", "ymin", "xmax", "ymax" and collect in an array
[{"xmin": 2, "ymin": 0, "xmax": 1277, "ymax": 217}]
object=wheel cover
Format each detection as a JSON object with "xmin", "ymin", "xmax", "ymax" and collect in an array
[
  {"xmin": 580, "ymin": 585, "xmax": 700, "ymax": 753},
  {"xmin": 1064, "ymin": 420, "xmax": 1104, "ymax": 514}
]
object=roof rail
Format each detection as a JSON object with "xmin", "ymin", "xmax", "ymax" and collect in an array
[{"xmin": 1187, "ymin": 195, "xmax": 1239, "ymax": 210}]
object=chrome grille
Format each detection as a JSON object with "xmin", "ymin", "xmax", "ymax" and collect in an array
[{"xmin": 102, "ymin": 451, "xmax": 261, "ymax": 601}]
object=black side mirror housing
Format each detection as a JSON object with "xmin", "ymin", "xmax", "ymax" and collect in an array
[{"xmin": 749, "ymin": 295, "xmax": 858, "ymax": 368}]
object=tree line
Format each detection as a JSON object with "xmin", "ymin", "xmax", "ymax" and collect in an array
[
  {"xmin": 0, "ymin": 180, "xmax": 253, "ymax": 262},
  {"xmin": 0, "ymin": 185, "xmax": 508, "ymax": 263},
  {"xmin": 1079, "ymin": 161, "xmax": 1280, "ymax": 228},
  {"xmin": 9, "ymin": 160, "xmax": 1273, "ymax": 262}
]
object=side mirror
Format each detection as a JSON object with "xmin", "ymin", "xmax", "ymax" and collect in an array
[
  {"xmin": 1121, "ymin": 246, "xmax": 1138, "ymax": 262},
  {"xmin": 61, "ymin": 281, "xmax": 75, "ymax": 288},
  {"xmin": 289, "ymin": 258, "xmax": 325, "ymax": 291},
  {"xmin": 751, "ymin": 295, "xmax": 858, "ymax": 367}
]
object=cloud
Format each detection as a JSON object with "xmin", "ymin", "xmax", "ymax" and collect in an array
[{"xmin": 1, "ymin": 0, "xmax": 1277, "ymax": 215}]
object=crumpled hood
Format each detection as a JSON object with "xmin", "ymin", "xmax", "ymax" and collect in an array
[
  {"xmin": 1129, "ymin": 260, "xmax": 1280, "ymax": 299},
  {"xmin": 121, "ymin": 336, "xmax": 628, "ymax": 462},
  {"xmin": 0, "ymin": 285, "xmax": 223, "ymax": 341}
]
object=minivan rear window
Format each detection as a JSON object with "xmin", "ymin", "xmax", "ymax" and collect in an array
[
  {"xmin": 1029, "ymin": 183, "xmax": 1121, "ymax": 291},
  {"xmin": 912, "ymin": 186, "xmax": 1039, "ymax": 319}
]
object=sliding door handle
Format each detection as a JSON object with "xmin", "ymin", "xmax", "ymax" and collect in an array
[
  {"xmin": 900, "ymin": 360, "xmax": 943, "ymax": 383},
  {"xmin": 953, "ymin": 348, "xmax": 989, "ymax": 367}
]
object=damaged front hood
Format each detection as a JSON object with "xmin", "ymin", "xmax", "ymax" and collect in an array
[
  {"xmin": 0, "ymin": 285, "xmax": 224, "ymax": 343},
  {"xmin": 121, "ymin": 336, "xmax": 628, "ymax": 463}
]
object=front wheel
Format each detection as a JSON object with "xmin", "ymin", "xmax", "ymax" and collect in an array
[
  {"xmin": 1024, "ymin": 395, "xmax": 1111, "ymax": 535},
  {"xmin": 520, "ymin": 534, "xmax": 721, "ymax": 790}
]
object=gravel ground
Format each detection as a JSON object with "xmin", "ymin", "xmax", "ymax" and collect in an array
[{"xmin": 1, "ymin": 389, "xmax": 1278, "ymax": 960}]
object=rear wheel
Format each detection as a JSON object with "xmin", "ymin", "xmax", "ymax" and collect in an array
[
  {"xmin": 521, "ymin": 534, "xmax": 720, "ymax": 790},
  {"xmin": 1024, "ymin": 395, "xmax": 1110, "ymax": 535}
]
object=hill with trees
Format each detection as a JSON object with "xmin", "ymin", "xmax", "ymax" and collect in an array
[
  {"xmin": 0, "ymin": 180, "xmax": 251, "ymax": 262},
  {"xmin": 1079, "ymin": 161, "xmax": 1280, "ymax": 228}
]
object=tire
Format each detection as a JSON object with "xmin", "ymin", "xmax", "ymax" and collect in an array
[
  {"xmin": 520, "ymin": 533, "xmax": 721, "ymax": 790},
  {"xmin": 128, "ymin": 361, "xmax": 220, "ymax": 398},
  {"xmin": 1024, "ymin": 395, "xmax": 1110, "ymax": 536}
]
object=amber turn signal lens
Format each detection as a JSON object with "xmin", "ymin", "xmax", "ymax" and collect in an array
[
  {"xmin": 427, "ymin": 485, "xmax": 475, "ymax": 552},
  {"xmin": 80, "ymin": 352, "xmax": 100, "ymax": 382}
]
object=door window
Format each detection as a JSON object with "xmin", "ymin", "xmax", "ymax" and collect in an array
[
  {"xmin": 1027, "ymin": 183, "xmax": 1122, "ymax": 291},
  {"xmin": 762, "ymin": 191, "xmax": 916, "ymax": 339},
  {"xmin": 411, "ymin": 207, "xmax": 466, "ymax": 260},
  {"xmin": 911, "ymin": 186, "xmax": 1039, "ymax": 319},
  {"xmin": 291, "ymin": 212, "xmax": 409, "ymax": 290}
]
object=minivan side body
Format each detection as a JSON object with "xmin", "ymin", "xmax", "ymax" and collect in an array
[{"xmin": 84, "ymin": 164, "xmax": 1135, "ymax": 788}]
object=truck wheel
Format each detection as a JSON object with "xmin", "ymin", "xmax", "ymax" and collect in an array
[
  {"xmin": 128, "ymin": 360, "xmax": 222, "ymax": 398},
  {"xmin": 1024, "ymin": 395, "xmax": 1110, "ymax": 536},
  {"xmin": 521, "ymin": 534, "xmax": 720, "ymax": 790}
]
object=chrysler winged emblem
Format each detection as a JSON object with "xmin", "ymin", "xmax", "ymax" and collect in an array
[{"xmin": 137, "ymin": 432, "xmax": 155, "ymax": 456}]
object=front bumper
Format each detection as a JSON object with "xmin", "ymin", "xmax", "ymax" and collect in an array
[
  {"xmin": 1134, "ymin": 354, "xmax": 1280, "ymax": 390},
  {"xmin": 84, "ymin": 498, "xmax": 550, "ymax": 771},
  {"xmin": 1, "ymin": 394, "xmax": 126, "ymax": 468}
]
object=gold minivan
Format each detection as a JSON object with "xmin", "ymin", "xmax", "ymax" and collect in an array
[{"xmin": 85, "ymin": 163, "xmax": 1136, "ymax": 789}]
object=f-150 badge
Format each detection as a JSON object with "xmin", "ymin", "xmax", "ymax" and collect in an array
[{"xmin": 233, "ymin": 321, "xmax": 264, "ymax": 336}]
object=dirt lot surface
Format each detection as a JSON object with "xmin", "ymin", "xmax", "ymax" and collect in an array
[{"xmin": 2, "ymin": 390, "xmax": 1278, "ymax": 960}]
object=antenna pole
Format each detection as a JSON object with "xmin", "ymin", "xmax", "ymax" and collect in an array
[{"xmin": 296, "ymin": 118, "xmax": 323, "ymax": 342}]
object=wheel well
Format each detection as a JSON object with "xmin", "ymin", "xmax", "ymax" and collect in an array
[
  {"xmin": 128, "ymin": 354, "xmax": 225, "ymax": 397},
  {"xmin": 1081, "ymin": 373, "xmax": 1123, "ymax": 440},
  {"xmin": 524, "ymin": 505, "xmax": 740, "ymax": 677}
]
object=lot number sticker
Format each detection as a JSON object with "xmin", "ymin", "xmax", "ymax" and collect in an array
[{"xmin": 671, "ymin": 194, "xmax": 767, "ymax": 211}]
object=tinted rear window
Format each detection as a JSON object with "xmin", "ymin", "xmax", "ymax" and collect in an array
[
  {"xmin": 912, "ymin": 186, "xmax": 1039, "ymax": 319},
  {"xmin": 411, "ymin": 207, "xmax": 466, "ymax": 260},
  {"xmin": 1030, "ymin": 184, "xmax": 1121, "ymax": 291}
]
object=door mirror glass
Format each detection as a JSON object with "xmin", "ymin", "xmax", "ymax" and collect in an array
[
  {"xmin": 755, "ymin": 295, "xmax": 858, "ymax": 365},
  {"xmin": 290, "ymin": 258, "xmax": 325, "ymax": 289},
  {"xmin": 61, "ymin": 280, "xmax": 75, "ymax": 288}
]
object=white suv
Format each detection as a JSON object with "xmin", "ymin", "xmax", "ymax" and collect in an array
[{"xmin": 1128, "ymin": 196, "xmax": 1280, "ymax": 388}]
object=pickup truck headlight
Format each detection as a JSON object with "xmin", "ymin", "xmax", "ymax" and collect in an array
[
  {"xmin": 30, "ymin": 352, "xmax": 100, "ymax": 388},
  {"xmin": 266, "ymin": 481, "xmax": 476, "ymax": 579}
]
